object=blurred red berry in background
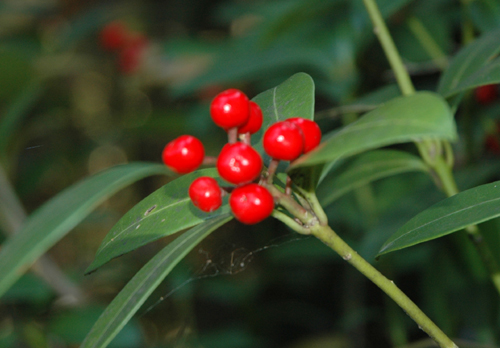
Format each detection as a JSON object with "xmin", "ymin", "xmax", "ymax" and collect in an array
[
  {"xmin": 475, "ymin": 84, "xmax": 498, "ymax": 105},
  {"xmin": 100, "ymin": 21, "xmax": 130, "ymax": 51}
]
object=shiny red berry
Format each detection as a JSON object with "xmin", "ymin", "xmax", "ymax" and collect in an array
[
  {"xmin": 263, "ymin": 121, "xmax": 304, "ymax": 161},
  {"xmin": 210, "ymin": 89, "xmax": 250, "ymax": 129},
  {"xmin": 100, "ymin": 21, "xmax": 129, "ymax": 51},
  {"xmin": 230, "ymin": 184, "xmax": 274, "ymax": 224},
  {"xmin": 217, "ymin": 143, "xmax": 262, "ymax": 184},
  {"xmin": 189, "ymin": 177, "xmax": 222, "ymax": 212},
  {"xmin": 162, "ymin": 135, "xmax": 205, "ymax": 174},
  {"xmin": 287, "ymin": 117, "xmax": 322, "ymax": 153},
  {"xmin": 238, "ymin": 101, "xmax": 263, "ymax": 135},
  {"xmin": 475, "ymin": 84, "xmax": 497, "ymax": 105}
]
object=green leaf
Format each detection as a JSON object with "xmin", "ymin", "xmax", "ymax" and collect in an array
[
  {"xmin": 81, "ymin": 214, "xmax": 232, "ymax": 348},
  {"xmin": 315, "ymin": 84, "xmax": 401, "ymax": 121},
  {"xmin": 379, "ymin": 180, "xmax": 500, "ymax": 256},
  {"xmin": 86, "ymin": 168, "xmax": 230, "ymax": 274},
  {"xmin": 251, "ymin": 72, "xmax": 315, "ymax": 153},
  {"xmin": 290, "ymin": 92, "xmax": 456, "ymax": 169},
  {"xmin": 440, "ymin": 56, "xmax": 500, "ymax": 97},
  {"xmin": 317, "ymin": 150, "xmax": 429, "ymax": 207},
  {"xmin": 252, "ymin": 72, "xmax": 319, "ymax": 191},
  {"xmin": 438, "ymin": 28, "xmax": 500, "ymax": 97},
  {"xmin": 0, "ymin": 163, "xmax": 169, "ymax": 299}
]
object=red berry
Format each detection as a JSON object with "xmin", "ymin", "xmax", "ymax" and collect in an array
[
  {"xmin": 263, "ymin": 121, "xmax": 304, "ymax": 161},
  {"xmin": 100, "ymin": 21, "xmax": 129, "ymax": 51},
  {"xmin": 162, "ymin": 135, "xmax": 205, "ymax": 174},
  {"xmin": 210, "ymin": 89, "xmax": 250, "ymax": 129},
  {"xmin": 189, "ymin": 177, "xmax": 222, "ymax": 212},
  {"xmin": 217, "ymin": 143, "xmax": 262, "ymax": 184},
  {"xmin": 238, "ymin": 101, "xmax": 263, "ymax": 135},
  {"xmin": 118, "ymin": 35, "xmax": 148, "ymax": 74},
  {"xmin": 230, "ymin": 184, "xmax": 274, "ymax": 224},
  {"xmin": 475, "ymin": 84, "xmax": 498, "ymax": 104},
  {"xmin": 287, "ymin": 117, "xmax": 322, "ymax": 153}
]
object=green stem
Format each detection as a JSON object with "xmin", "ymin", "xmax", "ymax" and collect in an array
[
  {"xmin": 362, "ymin": 0, "xmax": 500, "ymax": 296},
  {"xmin": 310, "ymin": 223, "xmax": 457, "ymax": 348},
  {"xmin": 278, "ymin": 187, "xmax": 455, "ymax": 347},
  {"xmin": 362, "ymin": 0, "xmax": 415, "ymax": 96},
  {"xmin": 407, "ymin": 16, "xmax": 448, "ymax": 70},
  {"xmin": 271, "ymin": 210, "xmax": 311, "ymax": 235},
  {"xmin": 429, "ymin": 156, "xmax": 459, "ymax": 197},
  {"xmin": 460, "ymin": 0, "xmax": 475, "ymax": 45}
]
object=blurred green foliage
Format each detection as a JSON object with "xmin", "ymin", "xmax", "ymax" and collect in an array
[{"xmin": 1, "ymin": 0, "xmax": 500, "ymax": 347}]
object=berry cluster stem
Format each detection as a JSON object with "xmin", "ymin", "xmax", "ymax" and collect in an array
[
  {"xmin": 265, "ymin": 184, "xmax": 314, "ymax": 228},
  {"xmin": 265, "ymin": 159, "xmax": 280, "ymax": 185},
  {"xmin": 362, "ymin": 0, "xmax": 500, "ymax": 296},
  {"xmin": 227, "ymin": 127, "xmax": 238, "ymax": 144}
]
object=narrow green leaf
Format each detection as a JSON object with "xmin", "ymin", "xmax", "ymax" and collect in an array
[
  {"xmin": 317, "ymin": 150, "xmax": 429, "ymax": 207},
  {"xmin": 441, "ymin": 56, "xmax": 500, "ymax": 97},
  {"xmin": 379, "ymin": 180, "xmax": 500, "ymax": 256},
  {"xmin": 0, "ymin": 163, "xmax": 170, "ymax": 298},
  {"xmin": 81, "ymin": 214, "xmax": 232, "ymax": 348},
  {"xmin": 86, "ymin": 168, "xmax": 230, "ymax": 274},
  {"xmin": 290, "ymin": 92, "xmax": 456, "ymax": 169},
  {"xmin": 252, "ymin": 72, "xmax": 315, "ymax": 152},
  {"xmin": 438, "ymin": 28, "xmax": 500, "ymax": 97}
]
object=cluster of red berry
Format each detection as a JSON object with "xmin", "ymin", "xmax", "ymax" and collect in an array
[
  {"xmin": 99, "ymin": 21, "xmax": 149, "ymax": 74},
  {"xmin": 162, "ymin": 89, "xmax": 321, "ymax": 225}
]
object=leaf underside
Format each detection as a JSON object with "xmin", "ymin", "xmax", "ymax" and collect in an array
[
  {"xmin": 290, "ymin": 92, "xmax": 456, "ymax": 170},
  {"xmin": 317, "ymin": 150, "xmax": 429, "ymax": 207}
]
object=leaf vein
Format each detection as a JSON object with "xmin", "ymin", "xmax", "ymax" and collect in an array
[{"xmin": 383, "ymin": 196, "xmax": 500, "ymax": 251}]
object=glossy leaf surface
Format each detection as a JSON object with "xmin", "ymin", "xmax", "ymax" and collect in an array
[
  {"xmin": 290, "ymin": 92, "xmax": 456, "ymax": 169},
  {"xmin": 318, "ymin": 150, "xmax": 428, "ymax": 207},
  {"xmin": 0, "ymin": 163, "xmax": 170, "ymax": 298},
  {"xmin": 252, "ymin": 72, "xmax": 322, "ymax": 191},
  {"xmin": 81, "ymin": 214, "xmax": 232, "ymax": 348},
  {"xmin": 86, "ymin": 168, "xmax": 230, "ymax": 274},
  {"xmin": 379, "ymin": 180, "xmax": 500, "ymax": 256},
  {"xmin": 251, "ymin": 72, "xmax": 315, "ymax": 151}
]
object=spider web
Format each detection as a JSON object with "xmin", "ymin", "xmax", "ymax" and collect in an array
[{"xmin": 140, "ymin": 232, "xmax": 310, "ymax": 315}]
